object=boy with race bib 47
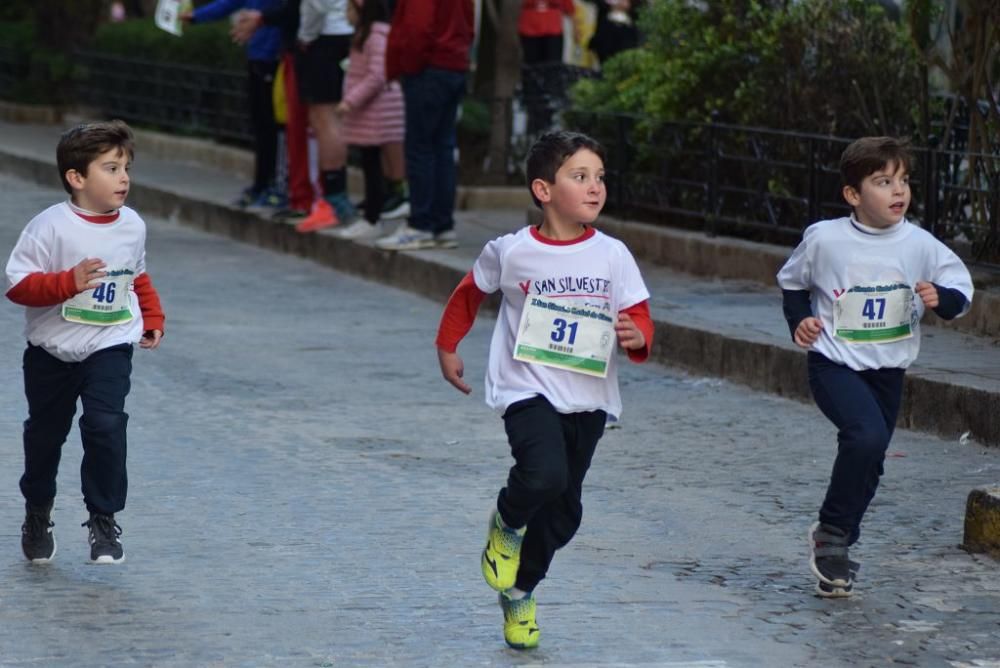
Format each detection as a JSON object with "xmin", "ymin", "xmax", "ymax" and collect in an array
[
  {"xmin": 776, "ymin": 136, "xmax": 972, "ymax": 597},
  {"xmin": 5, "ymin": 120, "xmax": 165, "ymax": 565},
  {"xmin": 435, "ymin": 131, "xmax": 654, "ymax": 648}
]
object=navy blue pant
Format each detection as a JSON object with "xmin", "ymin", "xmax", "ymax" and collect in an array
[
  {"xmin": 498, "ymin": 395, "xmax": 606, "ymax": 592},
  {"xmin": 20, "ymin": 343, "xmax": 133, "ymax": 515},
  {"xmin": 808, "ymin": 352, "xmax": 904, "ymax": 545},
  {"xmin": 400, "ymin": 68, "xmax": 466, "ymax": 235}
]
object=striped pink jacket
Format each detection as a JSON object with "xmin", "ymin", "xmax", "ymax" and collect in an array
[{"xmin": 341, "ymin": 22, "xmax": 405, "ymax": 147}]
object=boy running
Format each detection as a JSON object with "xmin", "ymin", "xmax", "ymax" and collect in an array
[
  {"xmin": 777, "ymin": 136, "xmax": 973, "ymax": 597},
  {"xmin": 435, "ymin": 131, "xmax": 654, "ymax": 648},
  {"xmin": 6, "ymin": 120, "xmax": 165, "ymax": 564}
]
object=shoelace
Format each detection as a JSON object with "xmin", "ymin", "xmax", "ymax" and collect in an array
[
  {"xmin": 82, "ymin": 515, "xmax": 121, "ymax": 544},
  {"xmin": 23, "ymin": 511, "xmax": 52, "ymax": 537}
]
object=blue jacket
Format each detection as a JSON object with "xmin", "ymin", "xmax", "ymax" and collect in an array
[{"xmin": 192, "ymin": 0, "xmax": 282, "ymax": 62}]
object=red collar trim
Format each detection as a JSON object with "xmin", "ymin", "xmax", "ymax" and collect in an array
[
  {"xmin": 74, "ymin": 210, "xmax": 119, "ymax": 224},
  {"xmin": 530, "ymin": 225, "xmax": 595, "ymax": 246}
]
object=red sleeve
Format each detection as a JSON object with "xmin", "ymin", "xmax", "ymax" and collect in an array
[
  {"xmin": 435, "ymin": 271, "xmax": 487, "ymax": 353},
  {"xmin": 134, "ymin": 272, "xmax": 165, "ymax": 333},
  {"xmin": 385, "ymin": 0, "xmax": 433, "ymax": 80},
  {"xmin": 622, "ymin": 299, "xmax": 653, "ymax": 363},
  {"xmin": 5, "ymin": 270, "xmax": 77, "ymax": 307}
]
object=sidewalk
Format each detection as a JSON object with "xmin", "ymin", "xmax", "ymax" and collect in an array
[{"xmin": 1, "ymin": 117, "xmax": 999, "ymax": 447}]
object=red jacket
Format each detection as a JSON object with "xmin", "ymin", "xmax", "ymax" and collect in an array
[
  {"xmin": 518, "ymin": 0, "xmax": 575, "ymax": 37},
  {"xmin": 386, "ymin": 0, "xmax": 475, "ymax": 80}
]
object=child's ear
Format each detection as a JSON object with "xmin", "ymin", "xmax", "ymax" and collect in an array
[
  {"xmin": 64, "ymin": 169, "xmax": 86, "ymax": 191},
  {"xmin": 842, "ymin": 184, "xmax": 861, "ymax": 207},
  {"xmin": 530, "ymin": 178, "xmax": 551, "ymax": 204}
]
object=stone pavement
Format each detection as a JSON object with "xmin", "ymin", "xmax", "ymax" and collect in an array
[
  {"xmin": 3, "ymin": 172, "xmax": 1000, "ymax": 668},
  {"xmin": 0, "ymin": 117, "xmax": 997, "ymax": 448}
]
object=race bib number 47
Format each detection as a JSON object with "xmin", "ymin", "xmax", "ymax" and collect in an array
[
  {"xmin": 833, "ymin": 283, "xmax": 913, "ymax": 344},
  {"xmin": 513, "ymin": 297, "xmax": 615, "ymax": 377},
  {"xmin": 62, "ymin": 271, "xmax": 135, "ymax": 326}
]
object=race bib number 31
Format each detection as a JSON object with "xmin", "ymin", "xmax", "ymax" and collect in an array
[
  {"xmin": 513, "ymin": 297, "xmax": 615, "ymax": 377},
  {"xmin": 833, "ymin": 283, "xmax": 913, "ymax": 344},
  {"xmin": 62, "ymin": 271, "xmax": 134, "ymax": 326}
]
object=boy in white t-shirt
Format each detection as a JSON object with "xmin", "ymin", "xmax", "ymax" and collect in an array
[
  {"xmin": 5, "ymin": 120, "xmax": 165, "ymax": 565},
  {"xmin": 435, "ymin": 131, "xmax": 654, "ymax": 649},
  {"xmin": 776, "ymin": 136, "xmax": 973, "ymax": 597}
]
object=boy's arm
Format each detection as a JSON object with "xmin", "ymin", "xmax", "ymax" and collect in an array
[
  {"xmin": 191, "ymin": 0, "xmax": 245, "ymax": 23},
  {"xmin": 620, "ymin": 300, "xmax": 654, "ymax": 363},
  {"xmin": 5, "ymin": 270, "xmax": 77, "ymax": 307},
  {"xmin": 781, "ymin": 289, "xmax": 813, "ymax": 339},
  {"xmin": 929, "ymin": 283, "xmax": 969, "ymax": 320},
  {"xmin": 435, "ymin": 271, "xmax": 487, "ymax": 353},
  {"xmin": 134, "ymin": 272, "xmax": 165, "ymax": 334}
]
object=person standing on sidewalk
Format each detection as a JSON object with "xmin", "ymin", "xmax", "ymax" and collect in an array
[
  {"xmin": 777, "ymin": 136, "xmax": 973, "ymax": 598},
  {"xmin": 5, "ymin": 120, "xmax": 165, "ymax": 565},
  {"xmin": 181, "ymin": 0, "xmax": 284, "ymax": 209},
  {"xmin": 331, "ymin": 0, "xmax": 406, "ymax": 240},
  {"xmin": 375, "ymin": 0, "xmax": 474, "ymax": 251},
  {"xmin": 435, "ymin": 131, "xmax": 654, "ymax": 648}
]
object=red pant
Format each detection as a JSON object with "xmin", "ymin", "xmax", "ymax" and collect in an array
[{"xmin": 281, "ymin": 52, "xmax": 315, "ymax": 211}]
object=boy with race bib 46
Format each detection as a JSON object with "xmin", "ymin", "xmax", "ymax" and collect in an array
[
  {"xmin": 5, "ymin": 120, "xmax": 165, "ymax": 565},
  {"xmin": 776, "ymin": 136, "xmax": 973, "ymax": 597},
  {"xmin": 435, "ymin": 131, "xmax": 654, "ymax": 649}
]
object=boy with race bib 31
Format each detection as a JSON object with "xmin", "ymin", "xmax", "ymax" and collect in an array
[
  {"xmin": 776, "ymin": 136, "xmax": 972, "ymax": 597},
  {"xmin": 5, "ymin": 120, "xmax": 165, "ymax": 565},
  {"xmin": 435, "ymin": 131, "xmax": 653, "ymax": 648}
]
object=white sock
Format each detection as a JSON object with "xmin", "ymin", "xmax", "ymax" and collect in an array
[{"xmin": 506, "ymin": 587, "xmax": 529, "ymax": 600}]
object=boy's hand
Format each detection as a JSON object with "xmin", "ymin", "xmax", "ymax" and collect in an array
[
  {"xmin": 230, "ymin": 9, "xmax": 261, "ymax": 44},
  {"xmin": 915, "ymin": 281, "xmax": 939, "ymax": 309},
  {"xmin": 793, "ymin": 316, "xmax": 823, "ymax": 349},
  {"xmin": 140, "ymin": 330, "xmax": 163, "ymax": 350},
  {"xmin": 615, "ymin": 312, "xmax": 645, "ymax": 350},
  {"xmin": 72, "ymin": 258, "xmax": 107, "ymax": 293},
  {"xmin": 438, "ymin": 348, "xmax": 471, "ymax": 394}
]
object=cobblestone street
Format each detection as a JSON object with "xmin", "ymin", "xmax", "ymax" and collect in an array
[{"xmin": 2, "ymin": 174, "xmax": 999, "ymax": 667}]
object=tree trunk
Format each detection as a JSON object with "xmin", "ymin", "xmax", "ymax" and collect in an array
[{"xmin": 483, "ymin": 0, "xmax": 521, "ymax": 180}]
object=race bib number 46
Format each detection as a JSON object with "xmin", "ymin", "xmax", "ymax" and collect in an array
[
  {"xmin": 833, "ymin": 283, "xmax": 913, "ymax": 344},
  {"xmin": 513, "ymin": 297, "xmax": 615, "ymax": 377},
  {"xmin": 62, "ymin": 271, "xmax": 134, "ymax": 326}
]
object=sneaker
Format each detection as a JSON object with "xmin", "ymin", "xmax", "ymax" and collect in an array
[
  {"xmin": 374, "ymin": 223, "xmax": 436, "ymax": 251},
  {"xmin": 499, "ymin": 591, "xmax": 540, "ymax": 649},
  {"xmin": 233, "ymin": 187, "xmax": 261, "ymax": 208},
  {"xmin": 83, "ymin": 513, "xmax": 124, "ymax": 564},
  {"xmin": 21, "ymin": 502, "xmax": 56, "ymax": 563},
  {"xmin": 334, "ymin": 219, "xmax": 383, "ymax": 240},
  {"xmin": 248, "ymin": 187, "xmax": 288, "ymax": 210},
  {"xmin": 809, "ymin": 521, "xmax": 859, "ymax": 595},
  {"xmin": 296, "ymin": 199, "xmax": 340, "ymax": 233},
  {"xmin": 434, "ymin": 229, "xmax": 458, "ymax": 249},
  {"xmin": 481, "ymin": 509, "xmax": 525, "ymax": 591},
  {"xmin": 325, "ymin": 192, "xmax": 358, "ymax": 224},
  {"xmin": 380, "ymin": 194, "xmax": 410, "ymax": 220}
]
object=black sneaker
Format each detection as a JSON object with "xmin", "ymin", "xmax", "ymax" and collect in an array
[
  {"xmin": 83, "ymin": 513, "xmax": 124, "ymax": 564},
  {"xmin": 809, "ymin": 521, "xmax": 859, "ymax": 596},
  {"xmin": 21, "ymin": 502, "xmax": 56, "ymax": 563},
  {"xmin": 380, "ymin": 194, "xmax": 410, "ymax": 220}
]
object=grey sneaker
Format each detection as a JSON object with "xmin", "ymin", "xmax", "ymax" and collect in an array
[
  {"xmin": 434, "ymin": 229, "xmax": 458, "ymax": 249},
  {"xmin": 83, "ymin": 513, "xmax": 124, "ymax": 564},
  {"xmin": 21, "ymin": 502, "xmax": 56, "ymax": 563},
  {"xmin": 375, "ymin": 223, "xmax": 436, "ymax": 250},
  {"xmin": 809, "ymin": 521, "xmax": 859, "ymax": 597}
]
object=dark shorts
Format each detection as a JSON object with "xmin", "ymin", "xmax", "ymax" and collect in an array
[{"xmin": 296, "ymin": 34, "xmax": 352, "ymax": 104}]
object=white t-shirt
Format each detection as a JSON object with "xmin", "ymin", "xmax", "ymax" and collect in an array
[
  {"xmin": 472, "ymin": 226, "xmax": 650, "ymax": 420},
  {"xmin": 5, "ymin": 202, "xmax": 148, "ymax": 362},
  {"xmin": 298, "ymin": 0, "xmax": 353, "ymax": 41},
  {"xmin": 776, "ymin": 216, "xmax": 973, "ymax": 370}
]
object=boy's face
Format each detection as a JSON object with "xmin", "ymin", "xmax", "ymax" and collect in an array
[
  {"xmin": 66, "ymin": 147, "xmax": 131, "ymax": 213},
  {"xmin": 535, "ymin": 148, "xmax": 606, "ymax": 225},
  {"xmin": 843, "ymin": 161, "xmax": 910, "ymax": 229}
]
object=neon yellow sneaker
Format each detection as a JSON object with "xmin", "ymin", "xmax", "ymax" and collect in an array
[
  {"xmin": 499, "ymin": 591, "xmax": 540, "ymax": 649},
  {"xmin": 481, "ymin": 510, "xmax": 525, "ymax": 591}
]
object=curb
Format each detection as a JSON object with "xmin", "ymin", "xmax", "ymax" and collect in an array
[
  {"xmin": 963, "ymin": 487, "xmax": 1000, "ymax": 558},
  {"xmin": 2, "ymin": 143, "xmax": 999, "ymax": 447}
]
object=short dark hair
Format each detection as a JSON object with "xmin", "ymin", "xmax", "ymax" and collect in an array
[
  {"xmin": 839, "ymin": 136, "xmax": 912, "ymax": 192},
  {"xmin": 56, "ymin": 120, "xmax": 135, "ymax": 194},
  {"xmin": 525, "ymin": 131, "xmax": 607, "ymax": 208}
]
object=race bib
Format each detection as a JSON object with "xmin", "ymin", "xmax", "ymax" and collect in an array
[
  {"xmin": 833, "ymin": 283, "xmax": 913, "ymax": 343},
  {"xmin": 62, "ymin": 270, "xmax": 134, "ymax": 326},
  {"xmin": 513, "ymin": 296, "xmax": 616, "ymax": 378}
]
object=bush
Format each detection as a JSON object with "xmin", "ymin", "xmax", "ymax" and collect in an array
[{"xmin": 90, "ymin": 17, "xmax": 244, "ymax": 70}]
